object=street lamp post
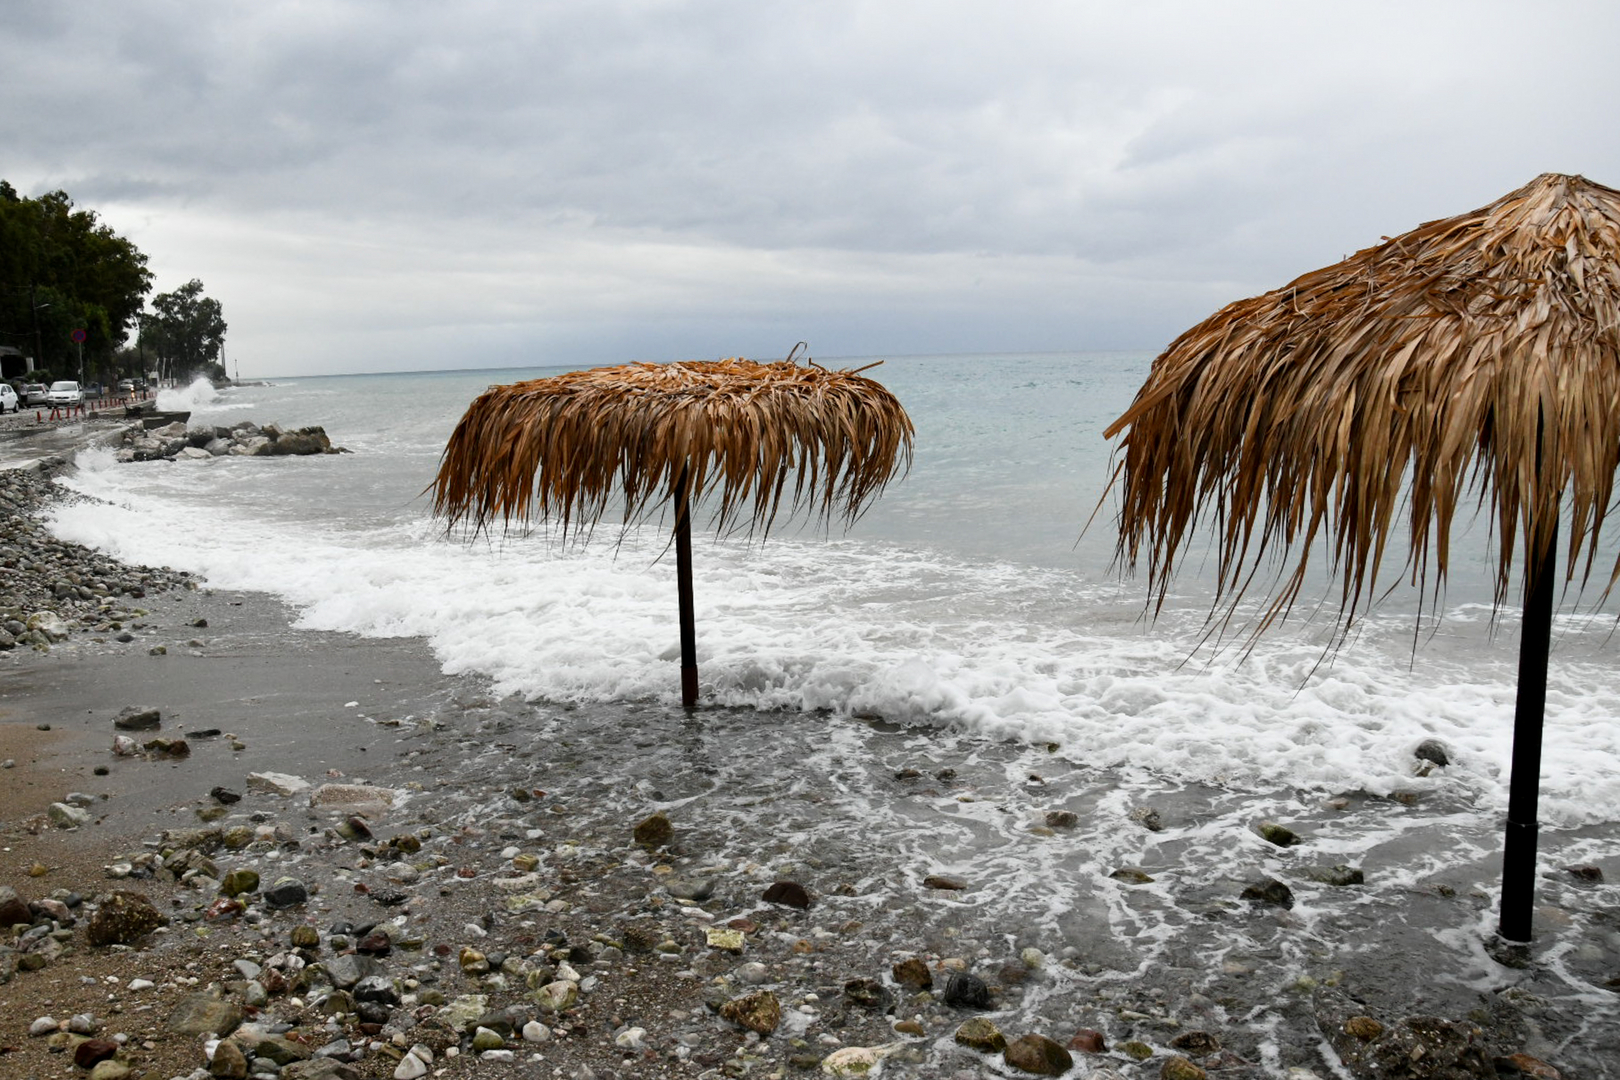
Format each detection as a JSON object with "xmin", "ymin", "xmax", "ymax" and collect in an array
[{"xmin": 71, "ymin": 328, "xmax": 87, "ymax": 383}]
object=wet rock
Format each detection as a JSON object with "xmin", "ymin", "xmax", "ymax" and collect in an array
[
  {"xmin": 48, "ymin": 802, "xmax": 92, "ymax": 828},
  {"xmin": 264, "ymin": 876, "xmax": 309, "ymax": 908},
  {"xmin": 246, "ymin": 771, "xmax": 311, "ymax": 796},
  {"xmin": 114, "ymin": 706, "xmax": 162, "ymax": 730},
  {"xmin": 438, "ymin": 994, "xmax": 489, "ymax": 1032},
  {"xmin": 1160, "ymin": 1055, "xmax": 1207, "ymax": 1080},
  {"xmin": 1258, "ymin": 820, "xmax": 1298, "ymax": 846},
  {"xmin": 1120, "ymin": 1040, "xmax": 1155, "ymax": 1060},
  {"xmin": 73, "ymin": 1037, "xmax": 119, "ymax": 1068},
  {"xmin": 325, "ymin": 953, "xmax": 384, "ymax": 990},
  {"xmin": 220, "ymin": 868, "xmax": 260, "ymax": 896},
  {"xmin": 1564, "ymin": 864, "xmax": 1603, "ymax": 883},
  {"xmin": 1169, "ymin": 1030, "xmax": 1221, "ymax": 1053},
  {"xmin": 88, "ymin": 1060, "xmax": 132, "ymax": 1080},
  {"xmin": 353, "ymin": 975, "xmax": 401, "ymax": 1005},
  {"xmin": 820, "ymin": 1044, "xmax": 900, "ymax": 1076},
  {"xmin": 844, "ymin": 977, "xmax": 892, "ymax": 1011},
  {"xmin": 1241, "ymin": 876, "xmax": 1294, "ymax": 909},
  {"xmin": 762, "ymin": 880, "xmax": 812, "ymax": 908},
  {"xmin": 1110, "ymin": 868, "xmax": 1154, "ymax": 884},
  {"xmin": 164, "ymin": 826, "xmax": 223, "ymax": 854},
  {"xmin": 167, "ymin": 992, "xmax": 244, "ymax": 1036},
  {"xmin": 235, "ymin": 1028, "xmax": 314, "ymax": 1065},
  {"xmin": 923, "ymin": 873, "xmax": 969, "ymax": 890},
  {"xmin": 1495, "ymin": 1052, "xmax": 1561, "ymax": 1078},
  {"xmin": 86, "ymin": 890, "xmax": 165, "ymax": 945},
  {"xmin": 533, "ymin": 980, "xmax": 578, "ymax": 1012},
  {"xmin": 1304, "ymin": 864, "xmax": 1366, "ymax": 886},
  {"xmin": 144, "ymin": 736, "xmax": 189, "ymax": 757},
  {"xmin": 32, "ymin": 898, "xmax": 70, "ymax": 927},
  {"xmin": 892, "ymin": 957, "xmax": 932, "ymax": 989},
  {"xmin": 1004, "ymin": 1033, "xmax": 1074, "ymax": 1075},
  {"xmin": 1069, "ymin": 1028, "xmax": 1107, "ymax": 1053},
  {"xmin": 665, "ymin": 875, "xmax": 714, "ymax": 900},
  {"xmin": 1044, "ymin": 809, "xmax": 1079, "ymax": 828},
  {"xmin": 942, "ymin": 971, "xmax": 993, "ymax": 1009},
  {"xmin": 393, "ymin": 1051, "xmax": 430, "ymax": 1079},
  {"xmin": 209, "ymin": 1037, "xmax": 249, "ymax": 1078},
  {"xmin": 705, "ymin": 927, "xmax": 745, "ymax": 952},
  {"xmin": 210, "ymin": 786, "xmax": 242, "ymax": 804},
  {"xmin": 632, "ymin": 811, "xmax": 672, "ymax": 848},
  {"xmin": 1414, "ymin": 739, "xmax": 1451, "ymax": 767},
  {"xmin": 954, "ymin": 1017, "xmax": 1008, "ymax": 1052},
  {"xmin": 0, "ymin": 885, "xmax": 32, "ymax": 927},
  {"xmin": 1130, "ymin": 806, "xmax": 1165, "ymax": 831},
  {"xmin": 719, "ymin": 990, "xmax": 781, "ymax": 1034},
  {"xmin": 1344, "ymin": 1016, "xmax": 1385, "ymax": 1040}
]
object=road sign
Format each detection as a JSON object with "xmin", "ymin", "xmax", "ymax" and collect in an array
[{"xmin": 70, "ymin": 328, "xmax": 87, "ymax": 343}]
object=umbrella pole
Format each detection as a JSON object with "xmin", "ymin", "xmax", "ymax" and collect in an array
[
  {"xmin": 675, "ymin": 470, "xmax": 699, "ymax": 708},
  {"xmin": 1498, "ymin": 514, "xmax": 1557, "ymax": 942}
]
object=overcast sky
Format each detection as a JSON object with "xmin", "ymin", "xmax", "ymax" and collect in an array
[{"xmin": 6, "ymin": 1, "xmax": 1619, "ymax": 378}]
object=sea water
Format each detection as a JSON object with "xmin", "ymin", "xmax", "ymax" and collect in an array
[
  {"xmin": 46, "ymin": 353, "xmax": 1620, "ymax": 1072},
  {"xmin": 50, "ymin": 354, "xmax": 1620, "ymax": 824}
]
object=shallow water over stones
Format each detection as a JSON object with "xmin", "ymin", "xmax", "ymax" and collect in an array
[{"xmin": 391, "ymin": 691, "xmax": 1620, "ymax": 1077}]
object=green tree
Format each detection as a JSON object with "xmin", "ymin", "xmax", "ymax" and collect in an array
[
  {"xmin": 0, "ymin": 181, "xmax": 153, "ymax": 379},
  {"xmin": 142, "ymin": 279, "xmax": 227, "ymax": 382}
]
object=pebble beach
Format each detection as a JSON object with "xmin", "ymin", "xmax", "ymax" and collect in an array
[{"xmin": 1, "ymin": 416, "xmax": 1617, "ymax": 1080}]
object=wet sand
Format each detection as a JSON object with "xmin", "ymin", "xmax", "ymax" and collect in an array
[{"xmin": 1, "ymin": 585, "xmax": 460, "ymax": 838}]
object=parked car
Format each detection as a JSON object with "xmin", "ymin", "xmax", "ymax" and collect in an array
[
  {"xmin": 47, "ymin": 381, "xmax": 84, "ymax": 406},
  {"xmin": 20, "ymin": 383, "xmax": 49, "ymax": 406},
  {"xmin": 0, "ymin": 384, "xmax": 17, "ymax": 413},
  {"xmin": 117, "ymin": 378, "xmax": 135, "ymax": 392},
  {"xmin": 83, "ymin": 382, "xmax": 103, "ymax": 400}
]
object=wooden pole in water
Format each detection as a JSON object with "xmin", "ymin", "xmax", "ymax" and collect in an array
[
  {"xmin": 1498, "ymin": 511, "xmax": 1556, "ymax": 942},
  {"xmin": 675, "ymin": 468, "xmax": 699, "ymax": 708}
]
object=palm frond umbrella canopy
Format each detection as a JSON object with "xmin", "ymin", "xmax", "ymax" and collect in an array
[
  {"xmin": 1102, "ymin": 173, "xmax": 1620, "ymax": 943},
  {"xmin": 431, "ymin": 353, "xmax": 913, "ymax": 708}
]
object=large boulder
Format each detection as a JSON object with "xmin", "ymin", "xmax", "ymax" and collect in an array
[{"xmin": 258, "ymin": 426, "xmax": 333, "ymax": 456}]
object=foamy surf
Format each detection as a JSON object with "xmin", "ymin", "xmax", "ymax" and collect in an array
[{"xmin": 51, "ymin": 439, "xmax": 1620, "ymax": 827}]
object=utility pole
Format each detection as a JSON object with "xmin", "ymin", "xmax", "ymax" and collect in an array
[{"xmin": 29, "ymin": 286, "xmax": 45, "ymax": 373}]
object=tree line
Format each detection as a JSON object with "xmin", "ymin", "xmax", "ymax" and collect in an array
[{"xmin": 0, "ymin": 180, "xmax": 227, "ymax": 388}]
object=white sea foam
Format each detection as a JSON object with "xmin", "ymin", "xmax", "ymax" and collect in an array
[
  {"xmin": 155, "ymin": 376, "xmax": 224, "ymax": 414},
  {"xmin": 52, "ymin": 443, "xmax": 1620, "ymax": 826}
]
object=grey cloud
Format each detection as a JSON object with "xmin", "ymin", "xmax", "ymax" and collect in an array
[{"xmin": 6, "ymin": 0, "xmax": 1620, "ymax": 375}]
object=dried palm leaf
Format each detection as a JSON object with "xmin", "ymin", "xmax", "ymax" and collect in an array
[
  {"xmin": 1104, "ymin": 172, "xmax": 1620, "ymax": 633},
  {"xmin": 431, "ymin": 355, "xmax": 913, "ymax": 540}
]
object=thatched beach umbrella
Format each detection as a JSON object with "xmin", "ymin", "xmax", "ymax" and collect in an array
[
  {"xmin": 1103, "ymin": 173, "xmax": 1620, "ymax": 942},
  {"xmin": 431, "ymin": 352, "xmax": 913, "ymax": 708}
]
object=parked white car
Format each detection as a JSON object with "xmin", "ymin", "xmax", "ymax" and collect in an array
[
  {"xmin": 0, "ymin": 384, "xmax": 17, "ymax": 413},
  {"xmin": 47, "ymin": 380, "xmax": 84, "ymax": 406}
]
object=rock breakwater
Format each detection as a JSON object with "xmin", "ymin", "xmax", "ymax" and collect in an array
[{"xmin": 117, "ymin": 420, "xmax": 347, "ymax": 463}]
